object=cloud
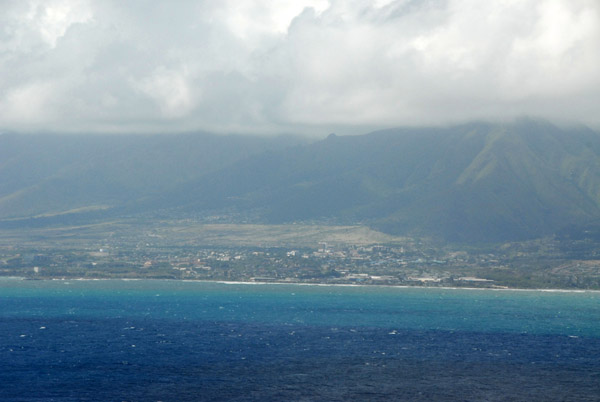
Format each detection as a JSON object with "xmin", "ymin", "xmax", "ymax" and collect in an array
[
  {"xmin": 0, "ymin": 0, "xmax": 599, "ymax": 135},
  {"xmin": 133, "ymin": 66, "xmax": 195, "ymax": 118}
]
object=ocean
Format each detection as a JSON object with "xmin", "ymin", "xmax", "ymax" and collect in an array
[{"xmin": 1, "ymin": 278, "xmax": 599, "ymax": 401}]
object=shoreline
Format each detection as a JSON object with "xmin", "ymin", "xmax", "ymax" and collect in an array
[{"xmin": 2, "ymin": 275, "xmax": 598, "ymax": 293}]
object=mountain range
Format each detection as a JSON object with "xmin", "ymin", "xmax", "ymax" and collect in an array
[{"xmin": 3, "ymin": 119, "xmax": 600, "ymax": 243}]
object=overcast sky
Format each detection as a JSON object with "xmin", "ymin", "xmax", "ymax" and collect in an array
[{"xmin": 1, "ymin": 0, "xmax": 599, "ymax": 136}]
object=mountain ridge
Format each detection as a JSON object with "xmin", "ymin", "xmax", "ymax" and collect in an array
[{"xmin": 2, "ymin": 119, "xmax": 600, "ymax": 243}]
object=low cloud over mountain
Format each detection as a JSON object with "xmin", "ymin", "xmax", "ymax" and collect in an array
[{"xmin": 1, "ymin": 1, "xmax": 599, "ymax": 135}]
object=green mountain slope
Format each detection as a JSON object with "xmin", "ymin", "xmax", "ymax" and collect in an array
[
  {"xmin": 3, "ymin": 119, "xmax": 600, "ymax": 242},
  {"xmin": 164, "ymin": 120, "xmax": 600, "ymax": 242},
  {"xmin": 0, "ymin": 133, "xmax": 305, "ymax": 219}
]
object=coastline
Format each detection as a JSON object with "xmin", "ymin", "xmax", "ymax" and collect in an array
[
  {"xmin": 211, "ymin": 280, "xmax": 597, "ymax": 293},
  {"xmin": 2, "ymin": 275, "xmax": 598, "ymax": 293}
]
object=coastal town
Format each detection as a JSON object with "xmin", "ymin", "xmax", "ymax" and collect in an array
[{"xmin": 2, "ymin": 221, "xmax": 600, "ymax": 289}]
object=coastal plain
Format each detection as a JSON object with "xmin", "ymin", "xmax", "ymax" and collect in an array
[{"xmin": 2, "ymin": 220, "xmax": 599, "ymax": 290}]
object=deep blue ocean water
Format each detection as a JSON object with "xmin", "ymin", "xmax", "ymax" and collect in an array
[{"xmin": 1, "ymin": 278, "xmax": 599, "ymax": 401}]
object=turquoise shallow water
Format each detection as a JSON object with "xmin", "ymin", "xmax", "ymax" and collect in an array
[
  {"xmin": 1, "ymin": 279, "xmax": 598, "ymax": 336},
  {"xmin": 1, "ymin": 279, "xmax": 599, "ymax": 400}
]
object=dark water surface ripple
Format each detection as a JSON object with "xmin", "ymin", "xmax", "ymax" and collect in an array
[{"xmin": 1, "ymin": 279, "xmax": 599, "ymax": 401}]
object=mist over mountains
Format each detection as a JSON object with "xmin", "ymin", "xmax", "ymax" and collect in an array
[{"xmin": 3, "ymin": 119, "xmax": 600, "ymax": 243}]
